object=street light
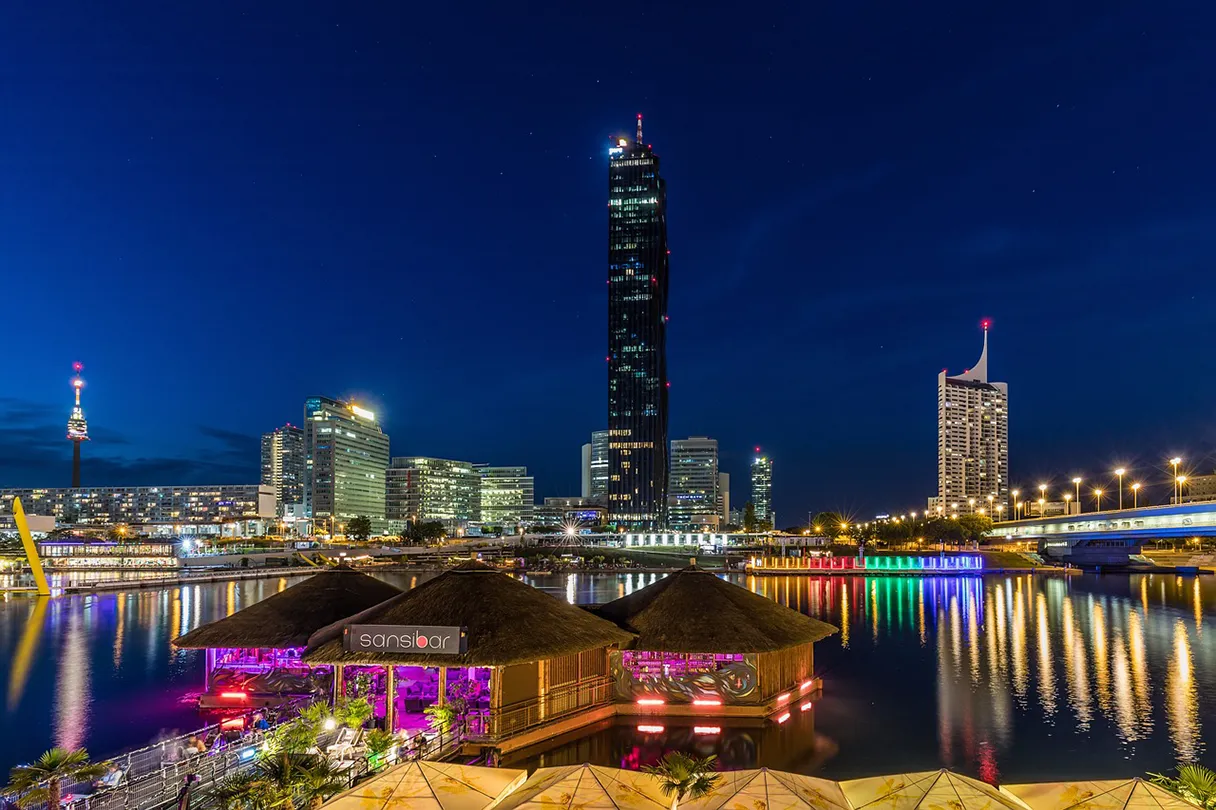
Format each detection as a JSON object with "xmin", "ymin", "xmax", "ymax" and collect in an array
[
  {"xmin": 1012, "ymin": 489, "xmax": 1020, "ymax": 518},
  {"xmin": 1037, "ymin": 497, "xmax": 1045, "ymax": 517},
  {"xmin": 1072, "ymin": 478, "xmax": 1083, "ymax": 512},
  {"xmin": 1171, "ymin": 458, "xmax": 1182, "ymax": 503},
  {"xmin": 968, "ymin": 498, "xmax": 976, "ymax": 514},
  {"xmin": 1094, "ymin": 488, "xmax": 1104, "ymax": 512},
  {"xmin": 1064, "ymin": 493, "xmax": 1073, "ymax": 514},
  {"xmin": 1115, "ymin": 468, "xmax": 1126, "ymax": 510},
  {"xmin": 1038, "ymin": 484, "xmax": 1047, "ymax": 516},
  {"xmin": 1131, "ymin": 482, "xmax": 1141, "ymax": 508},
  {"xmin": 1178, "ymin": 475, "xmax": 1188, "ymax": 503}
]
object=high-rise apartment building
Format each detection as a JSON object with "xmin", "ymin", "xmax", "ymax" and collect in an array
[
  {"xmin": 261, "ymin": 424, "xmax": 305, "ymax": 516},
  {"xmin": 304, "ymin": 397, "xmax": 390, "ymax": 529},
  {"xmin": 717, "ymin": 472, "xmax": 730, "ymax": 526},
  {"xmin": 385, "ymin": 457, "xmax": 481, "ymax": 529},
  {"xmin": 751, "ymin": 452, "xmax": 773, "ymax": 526},
  {"xmin": 668, "ymin": 437, "xmax": 720, "ymax": 528},
  {"xmin": 479, "ymin": 466, "xmax": 535, "ymax": 528},
  {"xmin": 0, "ymin": 484, "xmax": 274, "ymax": 526},
  {"xmin": 607, "ymin": 116, "xmax": 669, "ymax": 527},
  {"xmin": 930, "ymin": 323, "xmax": 1009, "ymax": 515},
  {"xmin": 589, "ymin": 430, "xmax": 609, "ymax": 499}
]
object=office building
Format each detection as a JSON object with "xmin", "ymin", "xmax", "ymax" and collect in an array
[
  {"xmin": 584, "ymin": 430, "xmax": 609, "ymax": 500},
  {"xmin": 718, "ymin": 472, "xmax": 730, "ymax": 526},
  {"xmin": 607, "ymin": 116, "xmax": 669, "ymax": 527},
  {"xmin": 668, "ymin": 437, "xmax": 720, "ymax": 529},
  {"xmin": 751, "ymin": 452, "xmax": 773, "ymax": 526},
  {"xmin": 929, "ymin": 323, "xmax": 1009, "ymax": 516},
  {"xmin": 0, "ymin": 484, "xmax": 274, "ymax": 527},
  {"xmin": 581, "ymin": 443, "xmax": 592, "ymax": 498},
  {"xmin": 304, "ymin": 397, "xmax": 390, "ymax": 529},
  {"xmin": 1178, "ymin": 473, "xmax": 1216, "ymax": 504},
  {"xmin": 261, "ymin": 424, "xmax": 305, "ymax": 516},
  {"xmin": 479, "ymin": 466, "xmax": 535, "ymax": 528},
  {"xmin": 386, "ymin": 457, "xmax": 481, "ymax": 529},
  {"xmin": 533, "ymin": 497, "xmax": 607, "ymax": 526}
]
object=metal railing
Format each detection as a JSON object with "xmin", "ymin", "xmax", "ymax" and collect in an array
[{"xmin": 470, "ymin": 678, "xmax": 615, "ymax": 741}]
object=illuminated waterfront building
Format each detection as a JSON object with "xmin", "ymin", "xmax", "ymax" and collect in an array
[
  {"xmin": 386, "ymin": 457, "xmax": 481, "ymax": 530},
  {"xmin": 479, "ymin": 466, "xmax": 535, "ymax": 528},
  {"xmin": 0, "ymin": 484, "xmax": 274, "ymax": 526},
  {"xmin": 607, "ymin": 115, "xmax": 669, "ymax": 527},
  {"xmin": 582, "ymin": 429, "xmax": 610, "ymax": 500},
  {"xmin": 751, "ymin": 452, "xmax": 773, "ymax": 525},
  {"xmin": 929, "ymin": 323, "xmax": 1009, "ymax": 515},
  {"xmin": 304, "ymin": 396, "xmax": 390, "ymax": 528},
  {"xmin": 261, "ymin": 424, "xmax": 305, "ymax": 516},
  {"xmin": 668, "ymin": 437, "xmax": 720, "ymax": 529}
]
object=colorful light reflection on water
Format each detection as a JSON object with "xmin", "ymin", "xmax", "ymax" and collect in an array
[{"xmin": 0, "ymin": 572, "xmax": 1214, "ymax": 781}]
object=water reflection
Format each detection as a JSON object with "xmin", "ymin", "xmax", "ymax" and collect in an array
[{"xmin": 2, "ymin": 571, "xmax": 1216, "ymax": 779}]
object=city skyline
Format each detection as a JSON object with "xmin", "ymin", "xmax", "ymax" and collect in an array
[{"xmin": 4, "ymin": 3, "xmax": 1216, "ymax": 519}]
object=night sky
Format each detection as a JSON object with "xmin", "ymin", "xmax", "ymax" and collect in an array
[{"xmin": 3, "ymin": 1, "xmax": 1214, "ymax": 522}]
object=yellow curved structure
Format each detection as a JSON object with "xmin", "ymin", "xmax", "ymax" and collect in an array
[{"xmin": 14, "ymin": 497, "xmax": 50, "ymax": 596}]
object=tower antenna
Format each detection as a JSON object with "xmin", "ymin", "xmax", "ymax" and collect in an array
[
  {"xmin": 66, "ymin": 362, "xmax": 89, "ymax": 488},
  {"xmin": 636, "ymin": 113, "xmax": 643, "ymax": 144}
]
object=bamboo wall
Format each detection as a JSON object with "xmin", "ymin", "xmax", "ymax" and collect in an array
[{"xmin": 756, "ymin": 642, "xmax": 814, "ymax": 700}]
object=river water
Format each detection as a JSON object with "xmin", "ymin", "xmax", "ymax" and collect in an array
[{"xmin": 0, "ymin": 572, "xmax": 1211, "ymax": 782}]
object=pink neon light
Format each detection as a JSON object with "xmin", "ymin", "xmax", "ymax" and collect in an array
[
  {"xmin": 220, "ymin": 691, "xmax": 248, "ymax": 700},
  {"xmin": 800, "ymin": 701, "xmax": 814, "ymax": 712},
  {"xmin": 637, "ymin": 724, "xmax": 665, "ymax": 733},
  {"xmin": 636, "ymin": 698, "xmax": 665, "ymax": 706},
  {"xmin": 693, "ymin": 726, "xmax": 721, "ymax": 735},
  {"xmin": 776, "ymin": 712, "xmax": 791, "ymax": 724},
  {"xmin": 777, "ymin": 692, "xmax": 791, "ymax": 703},
  {"xmin": 692, "ymin": 698, "xmax": 722, "ymax": 706},
  {"xmin": 800, "ymin": 679, "xmax": 814, "ymax": 690}
]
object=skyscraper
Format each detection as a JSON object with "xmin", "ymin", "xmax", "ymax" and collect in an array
[
  {"xmin": 261, "ymin": 424, "xmax": 305, "ymax": 516},
  {"xmin": 479, "ymin": 466, "xmax": 535, "ymax": 528},
  {"xmin": 751, "ymin": 451, "xmax": 773, "ymax": 526},
  {"xmin": 304, "ymin": 397, "xmax": 390, "ymax": 531},
  {"xmin": 607, "ymin": 115, "xmax": 669, "ymax": 527},
  {"xmin": 589, "ymin": 429, "xmax": 609, "ymax": 500},
  {"xmin": 931, "ymin": 322, "xmax": 1009, "ymax": 516},
  {"xmin": 668, "ymin": 437, "xmax": 719, "ymax": 528}
]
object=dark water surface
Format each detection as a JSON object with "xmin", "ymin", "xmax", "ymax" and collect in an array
[{"xmin": 1, "ymin": 572, "xmax": 1211, "ymax": 782}]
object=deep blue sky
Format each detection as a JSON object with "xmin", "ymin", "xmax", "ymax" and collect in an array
[{"xmin": 3, "ymin": 1, "xmax": 1214, "ymax": 522}]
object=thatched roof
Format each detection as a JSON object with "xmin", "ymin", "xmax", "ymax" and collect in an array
[
  {"xmin": 591, "ymin": 566, "xmax": 837, "ymax": 653},
  {"xmin": 174, "ymin": 568, "xmax": 402, "ymax": 650},
  {"xmin": 304, "ymin": 562, "xmax": 635, "ymax": 666}
]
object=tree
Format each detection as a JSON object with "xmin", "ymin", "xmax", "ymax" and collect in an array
[
  {"xmin": 293, "ymin": 757, "xmax": 346, "ymax": 810},
  {"xmin": 213, "ymin": 771, "xmax": 277, "ymax": 810},
  {"xmin": 923, "ymin": 517, "xmax": 966, "ymax": 548},
  {"xmin": 334, "ymin": 696, "xmax": 373, "ymax": 729},
  {"xmin": 644, "ymin": 752, "xmax": 722, "ymax": 810},
  {"xmin": 742, "ymin": 502, "xmax": 758, "ymax": 533},
  {"xmin": 956, "ymin": 514, "xmax": 994, "ymax": 545},
  {"xmin": 1150, "ymin": 764, "xmax": 1216, "ymax": 810},
  {"xmin": 7, "ymin": 748, "xmax": 108, "ymax": 810},
  {"xmin": 346, "ymin": 516, "xmax": 372, "ymax": 543}
]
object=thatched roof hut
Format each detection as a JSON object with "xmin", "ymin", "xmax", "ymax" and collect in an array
[
  {"xmin": 592, "ymin": 566, "xmax": 837, "ymax": 653},
  {"xmin": 304, "ymin": 562, "xmax": 634, "ymax": 666},
  {"xmin": 174, "ymin": 568, "xmax": 402, "ymax": 650}
]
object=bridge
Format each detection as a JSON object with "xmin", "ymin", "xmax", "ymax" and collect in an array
[{"xmin": 989, "ymin": 502, "xmax": 1216, "ymax": 566}]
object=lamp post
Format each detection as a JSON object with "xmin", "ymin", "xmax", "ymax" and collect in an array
[
  {"xmin": 1131, "ymin": 482, "xmax": 1141, "ymax": 508},
  {"xmin": 1037, "ymin": 498, "xmax": 1045, "ymax": 517},
  {"xmin": 1072, "ymin": 477, "xmax": 1083, "ymax": 512},
  {"xmin": 1178, "ymin": 475, "xmax": 1188, "ymax": 503},
  {"xmin": 968, "ymin": 498, "xmax": 976, "ymax": 514},
  {"xmin": 1171, "ymin": 458, "xmax": 1182, "ymax": 503},
  {"xmin": 1012, "ymin": 489, "xmax": 1020, "ymax": 519},
  {"xmin": 987, "ymin": 494, "xmax": 994, "ymax": 516},
  {"xmin": 1115, "ymin": 468, "xmax": 1126, "ymax": 510},
  {"xmin": 1064, "ymin": 493, "xmax": 1073, "ymax": 514},
  {"xmin": 1038, "ymin": 484, "xmax": 1047, "ymax": 517},
  {"xmin": 1094, "ymin": 488, "xmax": 1104, "ymax": 512}
]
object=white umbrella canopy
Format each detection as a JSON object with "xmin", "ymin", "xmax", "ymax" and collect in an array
[
  {"xmin": 681, "ymin": 768, "xmax": 850, "ymax": 810},
  {"xmin": 1003, "ymin": 779, "xmax": 1203, "ymax": 810},
  {"xmin": 491, "ymin": 764, "xmax": 674, "ymax": 810},
  {"xmin": 323, "ymin": 760, "xmax": 527, "ymax": 810},
  {"xmin": 840, "ymin": 770, "xmax": 1032, "ymax": 810}
]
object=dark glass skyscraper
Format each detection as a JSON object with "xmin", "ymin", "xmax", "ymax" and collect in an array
[{"xmin": 607, "ymin": 115, "xmax": 669, "ymax": 527}]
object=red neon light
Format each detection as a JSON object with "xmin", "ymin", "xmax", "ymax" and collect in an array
[
  {"xmin": 800, "ymin": 701, "xmax": 814, "ymax": 712},
  {"xmin": 220, "ymin": 691, "xmax": 248, "ymax": 700},
  {"xmin": 800, "ymin": 679, "xmax": 814, "ymax": 690},
  {"xmin": 776, "ymin": 712, "xmax": 791, "ymax": 724},
  {"xmin": 692, "ymin": 698, "xmax": 722, "ymax": 706},
  {"xmin": 693, "ymin": 726, "xmax": 721, "ymax": 735},
  {"xmin": 636, "ymin": 698, "xmax": 665, "ymax": 706},
  {"xmin": 637, "ymin": 724, "xmax": 664, "ymax": 733},
  {"xmin": 776, "ymin": 692, "xmax": 791, "ymax": 703}
]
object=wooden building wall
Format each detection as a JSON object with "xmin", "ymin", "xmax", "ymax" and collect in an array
[{"xmin": 756, "ymin": 642, "xmax": 814, "ymax": 700}]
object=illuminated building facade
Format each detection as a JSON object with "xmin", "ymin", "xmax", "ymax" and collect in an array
[
  {"xmin": 478, "ymin": 466, "xmax": 535, "ymax": 528},
  {"xmin": 304, "ymin": 397, "xmax": 390, "ymax": 528},
  {"xmin": 668, "ymin": 437, "xmax": 720, "ymax": 529},
  {"xmin": 261, "ymin": 424, "xmax": 305, "ymax": 516},
  {"xmin": 582, "ymin": 429, "xmax": 610, "ymax": 500},
  {"xmin": 386, "ymin": 457, "xmax": 481, "ymax": 530},
  {"xmin": 607, "ymin": 115, "xmax": 669, "ymax": 527},
  {"xmin": 0, "ymin": 484, "xmax": 274, "ymax": 526},
  {"xmin": 929, "ymin": 324, "xmax": 1009, "ymax": 516},
  {"xmin": 751, "ymin": 453, "xmax": 773, "ymax": 525}
]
